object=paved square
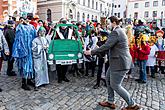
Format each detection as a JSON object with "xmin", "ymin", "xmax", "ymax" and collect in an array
[{"xmin": 0, "ymin": 63, "xmax": 165, "ymax": 110}]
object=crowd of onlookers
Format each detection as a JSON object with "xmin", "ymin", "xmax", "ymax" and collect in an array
[
  {"xmin": 0, "ymin": 15, "xmax": 165, "ymax": 92},
  {"xmin": 126, "ymin": 19, "xmax": 165, "ymax": 84}
]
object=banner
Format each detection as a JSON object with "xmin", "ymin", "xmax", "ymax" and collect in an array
[{"xmin": 17, "ymin": 0, "xmax": 36, "ymax": 17}]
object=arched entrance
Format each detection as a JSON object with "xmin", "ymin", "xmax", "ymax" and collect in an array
[{"xmin": 69, "ymin": 9, "xmax": 73, "ymax": 19}]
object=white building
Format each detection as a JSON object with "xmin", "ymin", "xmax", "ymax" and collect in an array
[
  {"xmin": 37, "ymin": 0, "xmax": 111, "ymax": 22},
  {"xmin": 112, "ymin": 0, "xmax": 127, "ymax": 18},
  {"xmin": 127, "ymin": 0, "xmax": 165, "ymax": 21}
]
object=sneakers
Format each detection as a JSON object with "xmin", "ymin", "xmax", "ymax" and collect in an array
[{"xmin": 121, "ymin": 104, "xmax": 141, "ymax": 110}]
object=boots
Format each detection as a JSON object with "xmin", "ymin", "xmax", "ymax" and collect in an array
[
  {"xmin": 21, "ymin": 78, "xmax": 31, "ymax": 91},
  {"xmin": 27, "ymin": 79, "xmax": 35, "ymax": 87},
  {"xmin": 0, "ymin": 88, "xmax": 2, "ymax": 92}
]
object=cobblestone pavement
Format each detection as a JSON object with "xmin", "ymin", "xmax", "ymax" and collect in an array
[{"xmin": 0, "ymin": 62, "xmax": 165, "ymax": 110}]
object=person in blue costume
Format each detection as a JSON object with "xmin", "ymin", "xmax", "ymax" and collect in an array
[{"xmin": 12, "ymin": 17, "xmax": 37, "ymax": 90}]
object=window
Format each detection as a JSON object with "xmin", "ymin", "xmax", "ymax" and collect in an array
[
  {"xmin": 153, "ymin": 11, "xmax": 157, "ymax": 17},
  {"xmin": 134, "ymin": 12, "xmax": 138, "ymax": 18},
  {"xmin": 144, "ymin": 11, "xmax": 149, "ymax": 17},
  {"xmin": 82, "ymin": 13, "xmax": 85, "ymax": 22},
  {"xmin": 114, "ymin": 5, "xmax": 117, "ymax": 8},
  {"xmin": 88, "ymin": 0, "xmax": 90, "ymax": 7},
  {"xmin": 134, "ymin": 3, "xmax": 138, "ymax": 8},
  {"xmin": 95, "ymin": 16, "xmax": 97, "ymax": 21},
  {"xmin": 108, "ymin": 9, "xmax": 110, "ymax": 16},
  {"xmin": 92, "ymin": 15, "xmax": 94, "ymax": 20},
  {"xmin": 77, "ymin": 12, "xmax": 80, "ymax": 21},
  {"xmin": 161, "ymin": 11, "xmax": 163, "ymax": 18},
  {"xmin": 118, "ymin": 13, "xmax": 120, "ymax": 18},
  {"xmin": 162, "ymin": 0, "xmax": 165, "ymax": 6},
  {"xmin": 107, "ymin": 3, "xmax": 109, "ymax": 6},
  {"xmin": 114, "ymin": 13, "xmax": 117, "ymax": 16},
  {"xmin": 118, "ymin": 5, "xmax": 120, "ymax": 8},
  {"xmin": 96, "ymin": 2, "xmax": 98, "ymax": 10},
  {"xmin": 109, "ymin": 4, "xmax": 111, "ymax": 7},
  {"xmin": 69, "ymin": 9, "xmax": 73, "ymax": 19},
  {"xmin": 153, "ymin": 1, "xmax": 158, "ymax": 7},
  {"xmin": 100, "ymin": 4, "xmax": 102, "ymax": 11},
  {"xmin": 145, "ymin": 2, "xmax": 149, "ymax": 7},
  {"xmin": 92, "ymin": 0, "xmax": 94, "ymax": 9},
  {"xmin": 47, "ymin": 9, "xmax": 51, "ymax": 22},
  {"xmin": 83, "ymin": 0, "xmax": 85, "ymax": 6},
  {"xmin": 87, "ymin": 14, "xmax": 90, "ymax": 18},
  {"xmin": 105, "ymin": 8, "xmax": 107, "ymax": 15},
  {"xmin": 78, "ymin": 0, "xmax": 80, "ymax": 4}
]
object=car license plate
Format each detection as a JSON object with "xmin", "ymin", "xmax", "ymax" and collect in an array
[{"xmin": 56, "ymin": 60, "xmax": 77, "ymax": 65}]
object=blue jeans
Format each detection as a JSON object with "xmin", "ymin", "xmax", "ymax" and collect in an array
[
  {"xmin": 106, "ymin": 68, "xmax": 135, "ymax": 106},
  {"xmin": 139, "ymin": 60, "xmax": 147, "ymax": 81}
]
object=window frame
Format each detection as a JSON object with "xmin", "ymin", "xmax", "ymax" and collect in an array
[
  {"xmin": 162, "ymin": 0, "xmax": 165, "ymax": 6},
  {"xmin": 88, "ymin": 0, "xmax": 90, "ymax": 7},
  {"xmin": 144, "ymin": 11, "xmax": 149, "ymax": 18},
  {"xmin": 83, "ymin": 0, "xmax": 85, "ymax": 6},
  {"xmin": 153, "ymin": 1, "xmax": 158, "ymax": 7},
  {"xmin": 96, "ymin": 2, "xmax": 98, "ymax": 10},
  {"xmin": 134, "ymin": 3, "xmax": 138, "ymax": 8},
  {"xmin": 92, "ymin": 0, "xmax": 94, "ymax": 9},
  {"xmin": 145, "ymin": 2, "xmax": 149, "ymax": 7},
  {"xmin": 153, "ymin": 11, "xmax": 157, "ymax": 17}
]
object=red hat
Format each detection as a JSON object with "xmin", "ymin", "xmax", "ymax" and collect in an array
[
  {"xmin": 156, "ymin": 30, "xmax": 164, "ymax": 36},
  {"xmin": 30, "ymin": 21, "xmax": 38, "ymax": 29}
]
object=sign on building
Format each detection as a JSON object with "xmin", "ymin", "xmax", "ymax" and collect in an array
[{"xmin": 17, "ymin": 0, "xmax": 36, "ymax": 17}]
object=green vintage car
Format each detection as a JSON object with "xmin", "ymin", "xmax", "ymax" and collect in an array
[{"xmin": 48, "ymin": 24, "xmax": 83, "ymax": 65}]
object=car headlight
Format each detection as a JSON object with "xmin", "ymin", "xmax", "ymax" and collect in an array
[
  {"xmin": 49, "ymin": 54, "xmax": 54, "ymax": 60},
  {"xmin": 78, "ymin": 53, "xmax": 82, "ymax": 58}
]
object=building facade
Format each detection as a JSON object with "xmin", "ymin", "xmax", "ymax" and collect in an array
[
  {"xmin": 0, "ymin": 0, "xmax": 37, "ymax": 22},
  {"xmin": 127, "ymin": 0, "xmax": 165, "ymax": 25},
  {"xmin": 112, "ymin": 0, "xmax": 127, "ymax": 18},
  {"xmin": 37, "ymin": 0, "xmax": 111, "ymax": 22},
  {"xmin": 0, "ymin": 0, "xmax": 17, "ymax": 22}
]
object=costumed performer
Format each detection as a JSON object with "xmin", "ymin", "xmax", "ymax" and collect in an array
[
  {"xmin": 32, "ymin": 26, "xmax": 49, "ymax": 89},
  {"xmin": 12, "ymin": 18, "xmax": 37, "ymax": 91},
  {"xmin": 135, "ymin": 34, "xmax": 150, "ymax": 83}
]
